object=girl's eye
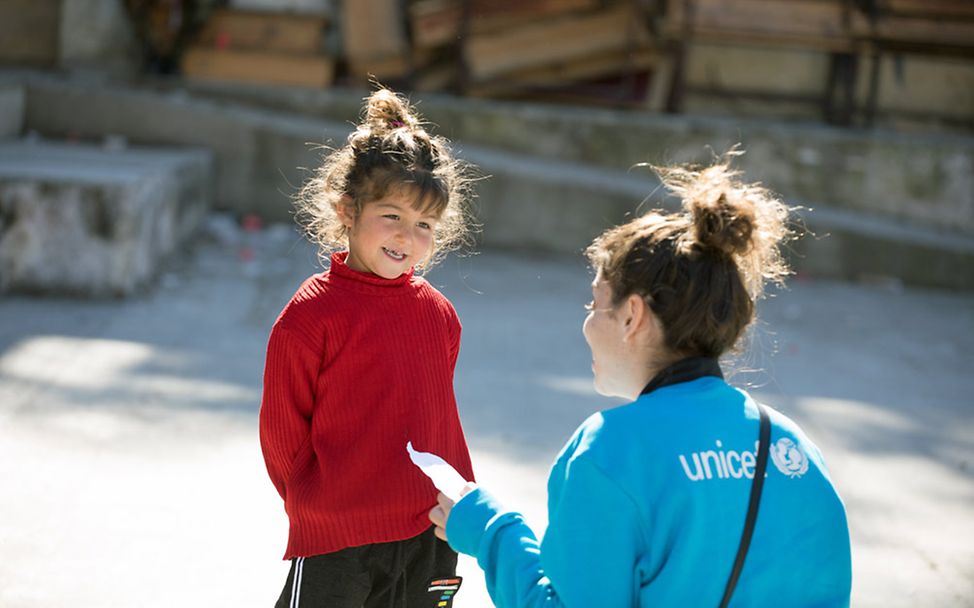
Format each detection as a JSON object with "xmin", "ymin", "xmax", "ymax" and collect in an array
[
  {"xmin": 417, "ymin": 222, "xmax": 432, "ymax": 230},
  {"xmin": 383, "ymin": 214, "xmax": 400, "ymax": 221}
]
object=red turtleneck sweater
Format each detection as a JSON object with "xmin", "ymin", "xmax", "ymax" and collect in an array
[{"xmin": 259, "ymin": 252, "xmax": 475, "ymax": 559}]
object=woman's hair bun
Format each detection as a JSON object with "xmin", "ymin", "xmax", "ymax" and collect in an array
[
  {"xmin": 688, "ymin": 183, "xmax": 756, "ymax": 258},
  {"xmin": 654, "ymin": 151, "xmax": 792, "ymax": 297}
]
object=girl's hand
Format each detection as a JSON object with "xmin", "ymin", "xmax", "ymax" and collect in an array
[{"xmin": 429, "ymin": 483, "xmax": 476, "ymax": 542}]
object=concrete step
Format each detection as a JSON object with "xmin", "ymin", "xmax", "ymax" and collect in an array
[
  {"xmin": 7, "ymin": 72, "xmax": 973, "ymax": 290},
  {"xmin": 180, "ymin": 79, "xmax": 974, "ymax": 241},
  {"xmin": 0, "ymin": 139, "xmax": 212, "ymax": 296},
  {"xmin": 463, "ymin": 145, "xmax": 974, "ymax": 290}
]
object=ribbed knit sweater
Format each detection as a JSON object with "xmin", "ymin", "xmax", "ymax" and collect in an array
[{"xmin": 259, "ymin": 251, "xmax": 475, "ymax": 559}]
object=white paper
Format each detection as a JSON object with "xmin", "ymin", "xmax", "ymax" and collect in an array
[{"xmin": 407, "ymin": 441, "xmax": 469, "ymax": 502}]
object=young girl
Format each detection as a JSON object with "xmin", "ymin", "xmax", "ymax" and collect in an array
[
  {"xmin": 431, "ymin": 154, "xmax": 853, "ymax": 607},
  {"xmin": 260, "ymin": 88, "xmax": 476, "ymax": 607}
]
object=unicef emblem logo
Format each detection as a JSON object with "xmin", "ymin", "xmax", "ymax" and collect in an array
[{"xmin": 770, "ymin": 437, "xmax": 809, "ymax": 478}]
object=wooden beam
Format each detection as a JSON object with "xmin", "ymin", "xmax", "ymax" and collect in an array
[
  {"xmin": 666, "ymin": 0, "xmax": 855, "ymax": 51},
  {"xmin": 182, "ymin": 47, "xmax": 335, "ymax": 88},
  {"xmin": 410, "ymin": 0, "xmax": 600, "ymax": 48},
  {"xmin": 884, "ymin": 0, "xmax": 974, "ymax": 19},
  {"xmin": 0, "ymin": 0, "xmax": 60, "ymax": 66},
  {"xmin": 342, "ymin": 0, "xmax": 408, "ymax": 61},
  {"xmin": 469, "ymin": 49, "xmax": 658, "ymax": 95},
  {"xmin": 196, "ymin": 9, "xmax": 327, "ymax": 55},
  {"xmin": 464, "ymin": 4, "xmax": 651, "ymax": 81}
]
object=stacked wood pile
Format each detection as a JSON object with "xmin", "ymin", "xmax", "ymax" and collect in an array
[
  {"xmin": 0, "ymin": 0, "xmax": 61, "ymax": 68},
  {"xmin": 853, "ymin": 0, "xmax": 974, "ymax": 52},
  {"xmin": 172, "ymin": 0, "xmax": 972, "ymax": 128},
  {"xmin": 403, "ymin": 0, "xmax": 973, "ymax": 123},
  {"xmin": 665, "ymin": 0, "xmax": 855, "ymax": 50},
  {"xmin": 182, "ymin": 5, "xmax": 334, "ymax": 88},
  {"xmin": 662, "ymin": 0, "xmax": 863, "ymax": 122},
  {"xmin": 342, "ymin": 0, "xmax": 412, "ymax": 82},
  {"xmin": 661, "ymin": 0, "xmax": 974, "ymax": 125},
  {"xmin": 407, "ymin": 0, "xmax": 661, "ymax": 107},
  {"xmin": 848, "ymin": 0, "xmax": 974, "ymax": 126}
]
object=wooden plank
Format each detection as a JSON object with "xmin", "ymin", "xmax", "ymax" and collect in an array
[
  {"xmin": 342, "ymin": 0, "xmax": 408, "ymax": 60},
  {"xmin": 471, "ymin": 49, "xmax": 658, "ymax": 94},
  {"xmin": 347, "ymin": 54, "xmax": 411, "ymax": 81},
  {"xmin": 884, "ymin": 0, "xmax": 974, "ymax": 19},
  {"xmin": 471, "ymin": 72, "xmax": 654, "ymax": 109},
  {"xmin": 871, "ymin": 17, "xmax": 974, "ymax": 50},
  {"xmin": 196, "ymin": 9, "xmax": 327, "ymax": 54},
  {"xmin": 0, "ymin": 0, "xmax": 60, "ymax": 66},
  {"xmin": 465, "ymin": 4, "xmax": 651, "ymax": 81},
  {"xmin": 229, "ymin": 0, "xmax": 333, "ymax": 17},
  {"xmin": 862, "ymin": 52, "xmax": 974, "ymax": 120},
  {"xmin": 410, "ymin": 0, "xmax": 599, "ymax": 48},
  {"xmin": 666, "ymin": 0, "xmax": 853, "ymax": 51},
  {"xmin": 182, "ymin": 47, "xmax": 335, "ymax": 88},
  {"xmin": 645, "ymin": 54, "xmax": 676, "ymax": 112},
  {"xmin": 685, "ymin": 43, "xmax": 832, "ymax": 97}
]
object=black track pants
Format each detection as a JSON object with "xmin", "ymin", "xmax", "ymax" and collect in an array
[{"xmin": 274, "ymin": 526, "xmax": 461, "ymax": 608}]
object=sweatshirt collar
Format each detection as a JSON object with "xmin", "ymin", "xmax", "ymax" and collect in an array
[
  {"xmin": 326, "ymin": 251, "xmax": 416, "ymax": 293},
  {"xmin": 639, "ymin": 356, "xmax": 724, "ymax": 397}
]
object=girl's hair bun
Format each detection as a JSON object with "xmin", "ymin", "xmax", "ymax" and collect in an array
[{"xmin": 364, "ymin": 88, "xmax": 417, "ymax": 134}]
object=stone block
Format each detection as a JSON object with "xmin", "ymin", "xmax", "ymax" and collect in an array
[{"xmin": 0, "ymin": 140, "xmax": 212, "ymax": 296}]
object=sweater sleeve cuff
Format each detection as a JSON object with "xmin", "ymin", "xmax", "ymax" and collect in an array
[{"xmin": 446, "ymin": 486, "xmax": 511, "ymax": 557}]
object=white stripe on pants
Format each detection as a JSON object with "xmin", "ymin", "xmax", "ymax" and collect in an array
[{"xmin": 290, "ymin": 557, "xmax": 304, "ymax": 608}]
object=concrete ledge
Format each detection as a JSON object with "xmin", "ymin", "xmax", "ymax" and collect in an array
[
  {"xmin": 462, "ymin": 145, "xmax": 665, "ymax": 253},
  {"xmin": 0, "ymin": 140, "xmax": 212, "ymax": 296},
  {"xmin": 21, "ymin": 75, "xmax": 347, "ymax": 222},
  {"xmin": 0, "ymin": 82, "xmax": 25, "ymax": 139},
  {"xmin": 465, "ymin": 145, "xmax": 974, "ymax": 289},
  {"xmin": 181, "ymin": 80, "xmax": 974, "ymax": 239},
  {"xmin": 8, "ymin": 71, "xmax": 973, "ymax": 289},
  {"xmin": 794, "ymin": 204, "xmax": 974, "ymax": 290}
]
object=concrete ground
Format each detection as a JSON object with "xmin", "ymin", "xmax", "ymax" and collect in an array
[{"xmin": 0, "ymin": 219, "xmax": 971, "ymax": 607}]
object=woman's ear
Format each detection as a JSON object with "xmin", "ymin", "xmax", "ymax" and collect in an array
[{"xmin": 621, "ymin": 293, "xmax": 653, "ymax": 344}]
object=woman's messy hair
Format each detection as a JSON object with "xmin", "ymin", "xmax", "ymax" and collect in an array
[
  {"xmin": 586, "ymin": 149, "xmax": 793, "ymax": 358},
  {"xmin": 295, "ymin": 87, "xmax": 476, "ymax": 269}
]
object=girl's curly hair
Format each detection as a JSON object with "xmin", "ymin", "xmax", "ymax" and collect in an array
[{"xmin": 295, "ymin": 88, "xmax": 476, "ymax": 269}]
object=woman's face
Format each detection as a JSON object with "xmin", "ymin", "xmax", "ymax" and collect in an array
[{"xmin": 582, "ymin": 275, "xmax": 631, "ymax": 398}]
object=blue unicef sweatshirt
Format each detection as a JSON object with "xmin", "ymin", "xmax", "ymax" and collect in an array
[{"xmin": 446, "ymin": 374, "xmax": 852, "ymax": 607}]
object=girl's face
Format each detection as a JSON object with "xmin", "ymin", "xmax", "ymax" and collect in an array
[
  {"xmin": 339, "ymin": 192, "xmax": 439, "ymax": 279},
  {"xmin": 582, "ymin": 276, "xmax": 631, "ymax": 398}
]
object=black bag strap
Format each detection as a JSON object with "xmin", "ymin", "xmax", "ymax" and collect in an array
[{"xmin": 719, "ymin": 403, "xmax": 771, "ymax": 608}]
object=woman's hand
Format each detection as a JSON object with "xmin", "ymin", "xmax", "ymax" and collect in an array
[{"xmin": 429, "ymin": 483, "xmax": 476, "ymax": 542}]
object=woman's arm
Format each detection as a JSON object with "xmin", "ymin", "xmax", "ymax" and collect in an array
[{"xmin": 433, "ymin": 457, "xmax": 643, "ymax": 608}]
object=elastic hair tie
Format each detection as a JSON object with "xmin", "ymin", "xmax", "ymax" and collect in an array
[{"xmin": 390, "ymin": 120, "xmax": 405, "ymax": 128}]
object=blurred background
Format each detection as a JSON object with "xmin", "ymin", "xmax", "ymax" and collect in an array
[{"xmin": 0, "ymin": 1, "xmax": 972, "ymax": 607}]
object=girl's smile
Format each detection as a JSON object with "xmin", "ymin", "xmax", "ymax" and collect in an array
[
  {"xmin": 339, "ymin": 191, "xmax": 439, "ymax": 279},
  {"xmin": 382, "ymin": 247, "xmax": 407, "ymax": 261}
]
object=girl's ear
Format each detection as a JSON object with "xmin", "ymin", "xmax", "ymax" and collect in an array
[{"xmin": 337, "ymin": 196, "xmax": 356, "ymax": 228}]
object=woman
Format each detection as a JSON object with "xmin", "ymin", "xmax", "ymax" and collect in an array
[{"xmin": 430, "ymin": 156, "xmax": 852, "ymax": 607}]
